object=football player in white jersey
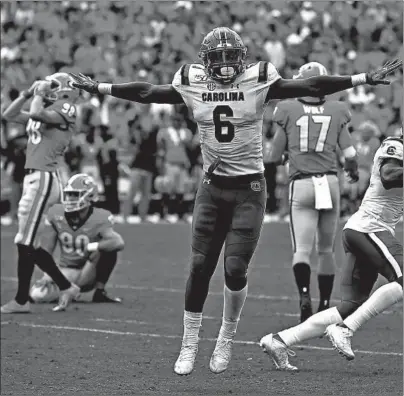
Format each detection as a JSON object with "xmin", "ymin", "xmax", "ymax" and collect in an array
[
  {"xmin": 69, "ymin": 26, "xmax": 402, "ymax": 375},
  {"xmin": 260, "ymin": 134, "xmax": 403, "ymax": 370}
]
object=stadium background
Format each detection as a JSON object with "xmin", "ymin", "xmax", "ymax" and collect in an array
[
  {"xmin": 0, "ymin": 2, "xmax": 403, "ymax": 396},
  {"xmin": 1, "ymin": 0, "xmax": 403, "ymax": 224}
]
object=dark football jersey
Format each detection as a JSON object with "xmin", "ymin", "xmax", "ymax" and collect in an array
[
  {"xmin": 47, "ymin": 204, "xmax": 113, "ymax": 268},
  {"xmin": 272, "ymin": 99, "xmax": 352, "ymax": 180}
]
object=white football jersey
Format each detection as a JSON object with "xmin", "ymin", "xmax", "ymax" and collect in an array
[
  {"xmin": 172, "ymin": 62, "xmax": 280, "ymax": 176},
  {"xmin": 345, "ymin": 138, "xmax": 403, "ymax": 235}
]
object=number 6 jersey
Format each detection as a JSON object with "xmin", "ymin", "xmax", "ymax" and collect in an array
[
  {"xmin": 46, "ymin": 204, "xmax": 113, "ymax": 269},
  {"xmin": 25, "ymin": 100, "xmax": 77, "ymax": 172},
  {"xmin": 172, "ymin": 62, "xmax": 280, "ymax": 176}
]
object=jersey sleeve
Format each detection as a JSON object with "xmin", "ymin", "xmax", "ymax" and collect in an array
[
  {"xmin": 271, "ymin": 101, "xmax": 289, "ymax": 129},
  {"xmin": 95, "ymin": 209, "xmax": 115, "ymax": 235},
  {"xmin": 171, "ymin": 65, "xmax": 196, "ymax": 110},
  {"xmin": 378, "ymin": 139, "xmax": 403, "ymax": 162},
  {"xmin": 50, "ymin": 100, "xmax": 77, "ymax": 125},
  {"xmin": 339, "ymin": 103, "xmax": 352, "ymax": 128}
]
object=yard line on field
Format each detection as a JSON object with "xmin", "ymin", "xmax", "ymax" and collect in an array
[
  {"xmin": 1, "ymin": 276, "xmax": 402, "ymax": 313},
  {"xmin": 1, "ymin": 321, "xmax": 402, "ymax": 357}
]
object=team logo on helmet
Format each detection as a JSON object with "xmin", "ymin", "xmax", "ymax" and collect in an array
[
  {"xmin": 43, "ymin": 72, "xmax": 80, "ymax": 103},
  {"xmin": 199, "ymin": 27, "xmax": 247, "ymax": 84},
  {"xmin": 62, "ymin": 173, "xmax": 98, "ymax": 213}
]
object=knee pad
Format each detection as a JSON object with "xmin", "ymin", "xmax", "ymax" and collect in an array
[
  {"xmin": 224, "ymin": 256, "xmax": 248, "ymax": 290},
  {"xmin": 292, "ymin": 251, "xmax": 311, "ymax": 266},
  {"xmin": 190, "ymin": 252, "xmax": 215, "ymax": 278}
]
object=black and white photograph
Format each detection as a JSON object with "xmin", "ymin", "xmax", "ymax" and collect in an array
[{"xmin": 0, "ymin": 1, "xmax": 403, "ymax": 395}]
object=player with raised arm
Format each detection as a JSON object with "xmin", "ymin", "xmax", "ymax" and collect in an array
[
  {"xmin": 268, "ymin": 62, "xmax": 359, "ymax": 322},
  {"xmin": 260, "ymin": 133, "xmax": 402, "ymax": 370},
  {"xmin": 69, "ymin": 27, "xmax": 401, "ymax": 375},
  {"xmin": 29, "ymin": 174, "xmax": 125, "ymax": 304},
  {"xmin": 1, "ymin": 73, "xmax": 82, "ymax": 314}
]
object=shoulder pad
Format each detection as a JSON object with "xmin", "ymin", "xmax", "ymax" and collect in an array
[
  {"xmin": 50, "ymin": 100, "xmax": 77, "ymax": 122},
  {"xmin": 94, "ymin": 208, "xmax": 114, "ymax": 226},
  {"xmin": 379, "ymin": 139, "xmax": 403, "ymax": 161}
]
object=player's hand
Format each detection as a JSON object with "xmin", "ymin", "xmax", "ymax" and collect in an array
[
  {"xmin": 366, "ymin": 58, "xmax": 403, "ymax": 85},
  {"xmin": 345, "ymin": 170, "xmax": 359, "ymax": 184},
  {"xmin": 34, "ymin": 80, "xmax": 53, "ymax": 97},
  {"xmin": 68, "ymin": 73, "xmax": 100, "ymax": 94}
]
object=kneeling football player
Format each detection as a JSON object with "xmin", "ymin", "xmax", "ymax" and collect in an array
[{"xmin": 30, "ymin": 174, "xmax": 124, "ymax": 304}]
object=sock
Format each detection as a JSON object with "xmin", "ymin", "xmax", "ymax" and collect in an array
[
  {"xmin": 318, "ymin": 274, "xmax": 335, "ymax": 309},
  {"xmin": 278, "ymin": 306, "xmax": 343, "ymax": 347},
  {"xmin": 15, "ymin": 244, "xmax": 35, "ymax": 305},
  {"xmin": 344, "ymin": 282, "xmax": 403, "ymax": 332},
  {"xmin": 182, "ymin": 310, "xmax": 202, "ymax": 344},
  {"xmin": 176, "ymin": 194, "xmax": 185, "ymax": 219},
  {"xmin": 95, "ymin": 251, "xmax": 118, "ymax": 289},
  {"xmin": 160, "ymin": 193, "xmax": 169, "ymax": 218},
  {"xmin": 293, "ymin": 262, "xmax": 311, "ymax": 295},
  {"xmin": 34, "ymin": 248, "xmax": 71, "ymax": 291},
  {"xmin": 219, "ymin": 285, "xmax": 248, "ymax": 339}
]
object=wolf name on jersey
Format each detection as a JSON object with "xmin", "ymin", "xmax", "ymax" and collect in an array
[
  {"xmin": 25, "ymin": 100, "xmax": 77, "ymax": 172},
  {"xmin": 273, "ymin": 100, "xmax": 352, "ymax": 180},
  {"xmin": 46, "ymin": 204, "xmax": 113, "ymax": 268},
  {"xmin": 172, "ymin": 62, "xmax": 280, "ymax": 176},
  {"xmin": 345, "ymin": 138, "xmax": 403, "ymax": 234},
  {"xmin": 158, "ymin": 127, "xmax": 192, "ymax": 166}
]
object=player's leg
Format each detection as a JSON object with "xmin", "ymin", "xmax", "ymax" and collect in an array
[
  {"xmin": 175, "ymin": 182, "xmax": 227, "ymax": 375},
  {"xmin": 175, "ymin": 166, "xmax": 188, "ymax": 220},
  {"xmin": 260, "ymin": 228, "xmax": 377, "ymax": 370},
  {"xmin": 210, "ymin": 178, "xmax": 266, "ymax": 374},
  {"xmin": 316, "ymin": 175, "xmax": 340, "ymax": 312},
  {"xmin": 289, "ymin": 179, "xmax": 319, "ymax": 322},
  {"xmin": 327, "ymin": 230, "xmax": 403, "ymax": 360},
  {"xmin": 92, "ymin": 251, "xmax": 122, "ymax": 303},
  {"xmin": 138, "ymin": 170, "xmax": 153, "ymax": 221}
]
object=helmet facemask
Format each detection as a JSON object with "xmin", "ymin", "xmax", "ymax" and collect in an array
[
  {"xmin": 62, "ymin": 188, "xmax": 93, "ymax": 213},
  {"xmin": 200, "ymin": 47, "xmax": 247, "ymax": 83}
]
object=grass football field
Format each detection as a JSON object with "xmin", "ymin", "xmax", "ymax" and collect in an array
[{"xmin": 1, "ymin": 222, "xmax": 402, "ymax": 396}]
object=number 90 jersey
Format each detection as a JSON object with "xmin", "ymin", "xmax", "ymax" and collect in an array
[
  {"xmin": 46, "ymin": 204, "xmax": 113, "ymax": 269},
  {"xmin": 25, "ymin": 100, "xmax": 77, "ymax": 172},
  {"xmin": 172, "ymin": 62, "xmax": 281, "ymax": 176}
]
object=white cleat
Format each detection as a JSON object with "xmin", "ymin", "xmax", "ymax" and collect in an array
[
  {"xmin": 174, "ymin": 342, "xmax": 198, "ymax": 375},
  {"xmin": 260, "ymin": 333, "xmax": 298, "ymax": 371},
  {"xmin": 1, "ymin": 300, "xmax": 31, "ymax": 314},
  {"xmin": 209, "ymin": 336, "xmax": 234, "ymax": 374},
  {"xmin": 325, "ymin": 324, "xmax": 355, "ymax": 361},
  {"xmin": 52, "ymin": 283, "xmax": 80, "ymax": 312}
]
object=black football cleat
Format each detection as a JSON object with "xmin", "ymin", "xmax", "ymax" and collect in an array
[
  {"xmin": 92, "ymin": 289, "xmax": 122, "ymax": 303},
  {"xmin": 299, "ymin": 292, "xmax": 313, "ymax": 323}
]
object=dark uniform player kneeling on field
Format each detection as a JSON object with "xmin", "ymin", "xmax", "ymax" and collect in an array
[{"xmin": 30, "ymin": 174, "xmax": 124, "ymax": 304}]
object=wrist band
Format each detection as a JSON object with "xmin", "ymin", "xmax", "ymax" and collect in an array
[
  {"xmin": 98, "ymin": 83, "xmax": 112, "ymax": 95},
  {"xmin": 87, "ymin": 242, "xmax": 99, "ymax": 252},
  {"xmin": 351, "ymin": 73, "xmax": 367, "ymax": 87}
]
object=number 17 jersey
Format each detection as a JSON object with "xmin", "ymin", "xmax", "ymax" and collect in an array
[
  {"xmin": 272, "ymin": 99, "xmax": 352, "ymax": 180},
  {"xmin": 172, "ymin": 62, "xmax": 280, "ymax": 176}
]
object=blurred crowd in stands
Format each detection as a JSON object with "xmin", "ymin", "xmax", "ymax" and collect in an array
[{"xmin": 1, "ymin": 1, "xmax": 403, "ymax": 224}]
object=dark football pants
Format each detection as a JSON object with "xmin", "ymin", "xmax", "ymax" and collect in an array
[
  {"xmin": 338, "ymin": 228, "xmax": 403, "ymax": 317},
  {"xmin": 191, "ymin": 174, "xmax": 267, "ymax": 281}
]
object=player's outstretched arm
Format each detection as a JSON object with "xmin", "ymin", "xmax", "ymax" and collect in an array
[
  {"xmin": 267, "ymin": 58, "xmax": 402, "ymax": 100},
  {"xmin": 69, "ymin": 73, "xmax": 184, "ymax": 104},
  {"xmin": 2, "ymin": 81, "xmax": 39, "ymax": 124},
  {"xmin": 380, "ymin": 158, "xmax": 403, "ymax": 190}
]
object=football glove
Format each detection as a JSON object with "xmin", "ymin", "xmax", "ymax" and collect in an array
[
  {"xmin": 366, "ymin": 58, "xmax": 403, "ymax": 85},
  {"xmin": 68, "ymin": 73, "xmax": 100, "ymax": 94}
]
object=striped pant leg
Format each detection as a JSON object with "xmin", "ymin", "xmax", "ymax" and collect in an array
[{"xmin": 15, "ymin": 170, "xmax": 61, "ymax": 247}]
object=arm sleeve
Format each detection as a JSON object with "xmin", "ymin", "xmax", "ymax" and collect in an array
[{"xmin": 271, "ymin": 102, "xmax": 289, "ymax": 129}]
